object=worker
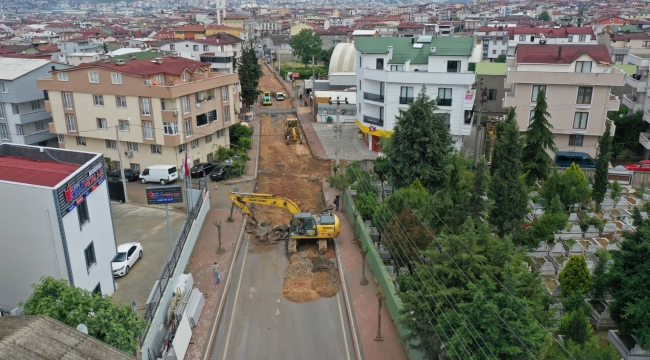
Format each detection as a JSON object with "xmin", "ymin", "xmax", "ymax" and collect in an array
[
  {"xmin": 212, "ymin": 262, "xmax": 220, "ymax": 285},
  {"xmin": 333, "ymin": 195, "xmax": 340, "ymax": 211}
]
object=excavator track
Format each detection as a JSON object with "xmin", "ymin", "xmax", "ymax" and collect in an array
[
  {"xmin": 318, "ymin": 239, "xmax": 327, "ymax": 254},
  {"xmin": 288, "ymin": 238, "xmax": 297, "ymax": 254}
]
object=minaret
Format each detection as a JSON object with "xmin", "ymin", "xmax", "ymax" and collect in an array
[{"xmin": 215, "ymin": 0, "xmax": 226, "ymax": 25}]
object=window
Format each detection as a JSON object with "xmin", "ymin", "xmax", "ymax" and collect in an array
[
  {"xmin": 93, "ymin": 283, "xmax": 101, "ymax": 295},
  {"xmin": 488, "ymin": 89, "xmax": 497, "ymax": 101},
  {"xmin": 112, "ymin": 72, "xmax": 122, "ymax": 84},
  {"xmin": 216, "ymin": 129, "xmax": 224, "ymax": 138},
  {"xmin": 359, "ymin": 56, "xmax": 362, "ymax": 67},
  {"xmin": 575, "ymin": 61, "xmax": 592, "ymax": 73},
  {"xmin": 128, "ymin": 142, "xmax": 138, "ymax": 152},
  {"xmin": 0, "ymin": 82, "xmax": 7, "ymax": 93},
  {"xmin": 208, "ymin": 109, "xmax": 217, "ymax": 122},
  {"xmin": 376, "ymin": 58, "xmax": 384, "ymax": 70},
  {"xmin": 83, "ymin": 241, "xmax": 95, "ymax": 270},
  {"xmin": 151, "ymin": 144, "xmax": 162, "ymax": 154},
  {"xmin": 400, "ymin": 86, "xmax": 414, "ymax": 104},
  {"xmin": 529, "ymin": 110, "xmax": 536, "ymax": 125},
  {"xmin": 191, "ymin": 139, "xmax": 199, "ymax": 148},
  {"xmin": 501, "ymin": 50, "xmax": 505, "ymax": 54},
  {"xmin": 579, "ymin": 35, "xmax": 586, "ymax": 42},
  {"xmin": 93, "ymin": 95, "xmax": 104, "ymax": 106},
  {"xmin": 106, "ymin": 139, "xmax": 116, "ymax": 149},
  {"xmin": 163, "ymin": 122, "xmax": 179, "ymax": 135},
  {"xmin": 141, "ymin": 97, "xmax": 151, "ymax": 115},
  {"xmin": 615, "ymin": 54, "xmax": 625, "ymax": 63},
  {"xmin": 568, "ymin": 35, "xmax": 573, "ymax": 42},
  {"xmin": 447, "ymin": 60, "xmax": 460, "ymax": 73},
  {"xmin": 119, "ymin": 120, "xmax": 129, "ymax": 131},
  {"xmin": 170, "ymin": 44, "xmax": 175, "ymax": 51},
  {"xmin": 390, "ymin": 65, "xmax": 403, "ymax": 71},
  {"xmin": 12, "ymin": 104, "xmax": 19, "ymax": 114},
  {"xmin": 0, "ymin": 124, "xmax": 9, "ymax": 140},
  {"xmin": 153, "ymin": 74, "xmax": 164, "ymax": 84},
  {"xmin": 76, "ymin": 136, "xmax": 86, "ymax": 146},
  {"xmin": 193, "ymin": 45, "xmax": 199, "ymax": 51},
  {"xmin": 131, "ymin": 163, "xmax": 140, "ymax": 173},
  {"xmin": 573, "ymin": 112, "xmax": 588, "ymax": 129},
  {"xmin": 185, "ymin": 119, "xmax": 193, "ymax": 137},
  {"xmin": 569, "ymin": 134, "xmax": 584, "ymax": 146},
  {"xmin": 182, "ymin": 96, "xmax": 190, "ymax": 113},
  {"xmin": 57, "ymin": 134, "xmax": 64, "ymax": 143},
  {"xmin": 88, "ymin": 71, "xmax": 99, "ymax": 83},
  {"xmin": 531, "ymin": 85, "xmax": 547, "ymax": 101},
  {"xmin": 182, "ymin": 70, "xmax": 188, "ymax": 82},
  {"xmin": 35, "ymin": 121, "xmax": 45, "ymax": 131},
  {"xmin": 97, "ymin": 118, "xmax": 107, "ymax": 129},
  {"xmin": 57, "ymin": 72, "xmax": 68, "ymax": 81},
  {"xmin": 16, "ymin": 125, "xmax": 23, "ymax": 136},
  {"xmin": 492, "ymin": 50, "xmax": 496, "ymax": 54},
  {"xmin": 0, "ymin": 103, "xmax": 5, "ymax": 118},
  {"xmin": 203, "ymin": 45, "xmax": 209, "ymax": 51},
  {"xmin": 502, "ymin": 40, "xmax": 507, "ymax": 45},
  {"xmin": 576, "ymin": 86, "xmax": 593, "ymax": 104},
  {"xmin": 64, "ymin": 92, "xmax": 73, "ymax": 109},
  {"xmin": 224, "ymin": 106, "xmax": 230, "ymax": 123},
  {"xmin": 67, "ymin": 115, "xmax": 76, "ymax": 132},
  {"xmin": 222, "ymin": 86, "xmax": 229, "ymax": 102},
  {"xmin": 518, "ymin": 35, "xmax": 525, "ymax": 41},
  {"xmin": 31, "ymin": 100, "xmax": 41, "ymax": 110},
  {"xmin": 493, "ymin": 40, "xmax": 497, "ymax": 45},
  {"xmin": 178, "ymin": 143, "xmax": 187, "ymax": 153},
  {"xmin": 437, "ymin": 88, "xmax": 452, "ymax": 106},
  {"xmin": 143, "ymin": 122, "xmax": 154, "ymax": 139},
  {"xmin": 205, "ymin": 134, "xmax": 212, "ymax": 143}
]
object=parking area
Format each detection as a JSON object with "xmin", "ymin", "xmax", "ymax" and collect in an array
[{"xmin": 110, "ymin": 202, "xmax": 185, "ymax": 308}]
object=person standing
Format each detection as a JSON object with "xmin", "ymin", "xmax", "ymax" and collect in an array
[
  {"xmin": 333, "ymin": 195, "xmax": 340, "ymax": 212},
  {"xmin": 212, "ymin": 262, "xmax": 220, "ymax": 284}
]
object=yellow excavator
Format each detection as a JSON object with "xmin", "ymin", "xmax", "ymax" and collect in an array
[{"xmin": 228, "ymin": 191, "xmax": 340, "ymax": 253}]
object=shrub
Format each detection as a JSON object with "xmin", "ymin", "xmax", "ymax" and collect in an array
[{"xmin": 239, "ymin": 137, "xmax": 252, "ymax": 150}]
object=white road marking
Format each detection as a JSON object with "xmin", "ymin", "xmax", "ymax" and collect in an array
[
  {"xmin": 249, "ymin": 287, "xmax": 255, "ymax": 298},
  {"xmin": 221, "ymin": 237, "xmax": 249, "ymax": 360},
  {"xmin": 275, "ymin": 308, "xmax": 280, "ymax": 316},
  {"xmin": 337, "ymin": 292, "xmax": 351, "ymax": 360}
]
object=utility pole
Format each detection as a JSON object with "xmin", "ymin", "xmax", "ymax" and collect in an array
[
  {"xmin": 311, "ymin": 55, "xmax": 315, "ymax": 80},
  {"xmin": 277, "ymin": 50, "xmax": 281, "ymax": 74},
  {"xmin": 472, "ymin": 78, "xmax": 487, "ymax": 166},
  {"xmin": 328, "ymin": 96, "xmax": 348, "ymax": 167},
  {"xmin": 115, "ymin": 124, "xmax": 128, "ymax": 203}
]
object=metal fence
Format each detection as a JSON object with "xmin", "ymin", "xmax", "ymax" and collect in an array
[{"xmin": 142, "ymin": 182, "xmax": 207, "ymax": 328}]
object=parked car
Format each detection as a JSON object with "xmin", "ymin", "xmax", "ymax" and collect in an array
[
  {"xmin": 275, "ymin": 92, "xmax": 286, "ymax": 101},
  {"xmin": 190, "ymin": 163, "xmax": 217, "ymax": 178},
  {"xmin": 209, "ymin": 164, "xmax": 232, "ymax": 181},
  {"xmin": 108, "ymin": 169, "xmax": 140, "ymax": 182},
  {"xmin": 624, "ymin": 160, "xmax": 650, "ymax": 171},
  {"xmin": 112, "ymin": 242, "xmax": 143, "ymax": 277},
  {"xmin": 554, "ymin": 152, "xmax": 596, "ymax": 168},
  {"xmin": 140, "ymin": 165, "xmax": 178, "ymax": 185}
]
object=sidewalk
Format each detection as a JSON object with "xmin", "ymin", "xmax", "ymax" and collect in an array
[{"xmin": 326, "ymin": 187, "xmax": 410, "ymax": 360}]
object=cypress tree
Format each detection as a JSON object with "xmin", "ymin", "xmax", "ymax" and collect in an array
[
  {"xmin": 522, "ymin": 88, "xmax": 557, "ymax": 186},
  {"xmin": 593, "ymin": 121, "xmax": 613, "ymax": 208}
]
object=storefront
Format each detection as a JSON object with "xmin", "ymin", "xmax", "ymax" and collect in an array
[{"xmin": 355, "ymin": 118, "xmax": 392, "ymax": 153}]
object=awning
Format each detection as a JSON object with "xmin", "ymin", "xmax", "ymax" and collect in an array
[{"xmin": 355, "ymin": 118, "xmax": 393, "ymax": 138}]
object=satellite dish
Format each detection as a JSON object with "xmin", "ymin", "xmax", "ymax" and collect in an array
[
  {"xmin": 434, "ymin": 25, "xmax": 440, "ymax": 33},
  {"xmin": 76, "ymin": 324, "xmax": 89, "ymax": 334}
]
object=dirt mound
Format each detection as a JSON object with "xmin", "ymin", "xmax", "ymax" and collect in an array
[{"xmin": 281, "ymin": 243, "xmax": 341, "ymax": 303}]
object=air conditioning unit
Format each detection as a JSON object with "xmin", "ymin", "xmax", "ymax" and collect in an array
[
  {"xmin": 144, "ymin": 80, "xmax": 152, "ymax": 86},
  {"xmin": 173, "ymin": 110, "xmax": 179, "ymax": 116},
  {"xmin": 124, "ymin": 151, "xmax": 132, "ymax": 157}
]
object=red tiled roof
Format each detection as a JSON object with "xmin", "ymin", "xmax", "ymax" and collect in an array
[
  {"xmin": 72, "ymin": 57, "xmax": 211, "ymax": 77},
  {"xmin": 171, "ymin": 25, "xmax": 206, "ymax": 32},
  {"xmin": 509, "ymin": 27, "xmax": 595, "ymax": 40},
  {"xmin": 516, "ymin": 44, "xmax": 612, "ymax": 64},
  {"xmin": 0, "ymin": 156, "xmax": 80, "ymax": 187}
]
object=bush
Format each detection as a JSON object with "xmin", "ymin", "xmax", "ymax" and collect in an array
[
  {"xmin": 578, "ymin": 216, "xmax": 605, "ymax": 232},
  {"xmin": 239, "ymin": 137, "xmax": 252, "ymax": 150},
  {"xmin": 356, "ymin": 193, "xmax": 378, "ymax": 220},
  {"xmin": 226, "ymin": 160, "xmax": 246, "ymax": 179},
  {"xmin": 214, "ymin": 145, "xmax": 235, "ymax": 162}
]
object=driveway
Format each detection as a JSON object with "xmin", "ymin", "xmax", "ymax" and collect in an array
[{"xmin": 110, "ymin": 202, "xmax": 185, "ymax": 309}]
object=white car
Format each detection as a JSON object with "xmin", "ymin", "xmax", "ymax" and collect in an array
[
  {"xmin": 275, "ymin": 92, "xmax": 286, "ymax": 101},
  {"xmin": 112, "ymin": 242, "xmax": 143, "ymax": 277}
]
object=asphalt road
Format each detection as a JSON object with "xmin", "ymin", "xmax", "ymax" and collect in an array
[{"xmin": 209, "ymin": 237, "xmax": 355, "ymax": 360}]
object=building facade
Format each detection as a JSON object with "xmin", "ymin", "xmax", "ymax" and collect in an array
[
  {"xmin": 355, "ymin": 36, "xmax": 476, "ymax": 152},
  {"xmin": 158, "ymin": 38, "xmax": 243, "ymax": 74},
  {"xmin": 0, "ymin": 58, "xmax": 73, "ymax": 147},
  {"xmin": 506, "ymin": 26, "xmax": 597, "ymax": 57},
  {"xmin": 0, "ymin": 144, "xmax": 116, "ymax": 309},
  {"xmin": 38, "ymin": 55, "xmax": 240, "ymax": 173},
  {"xmin": 504, "ymin": 44, "xmax": 624, "ymax": 157}
]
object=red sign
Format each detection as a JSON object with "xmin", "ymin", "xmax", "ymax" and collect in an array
[
  {"xmin": 291, "ymin": 72, "xmax": 300, "ymax": 79},
  {"xmin": 369, "ymin": 126, "xmax": 377, "ymax": 132}
]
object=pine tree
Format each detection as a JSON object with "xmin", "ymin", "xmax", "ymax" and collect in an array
[
  {"xmin": 489, "ymin": 107, "xmax": 528, "ymax": 236},
  {"xmin": 238, "ymin": 44, "xmax": 263, "ymax": 108},
  {"xmin": 385, "ymin": 86, "xmax": 454, "ymax": 191},
  {"xmin": 593, "ymin": 122, "xmax": 613, "ymax": 208},
  {"xmin": 558, "ymin": 255, "xmax": 591, "ymax": 297},
  {"xmin": 464, "ymin": 157, "xmax": 489, "ymax": 220},
  {"xmin": 522, "ymin": 88, "xmax": 557, "ymax": 186}
]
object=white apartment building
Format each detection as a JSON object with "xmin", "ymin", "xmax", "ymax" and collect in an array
[
  {"xmin": 623, "ymin": 54, "xmax": 650, "ymax": 158},
  {"xmin": 355, "ymin": 36, "xmax": 476, "ymax": 152},
  {"xmin": 158, "ymin": 38, "xmax": 243, "ymax": 74},
  {"xmin": 506, "ymin": 26, "xmax": 597, "ymax": 57},
  {"xmin": 474, "ymin": 25, "xmax": 512, "ymax": 61}
]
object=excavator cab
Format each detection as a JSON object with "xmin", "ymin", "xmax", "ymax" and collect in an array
[{"xmin": 290, "ymin": 213, "xmax": 317, "ymax": 237}]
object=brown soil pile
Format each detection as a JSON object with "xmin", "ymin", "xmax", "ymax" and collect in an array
[{"xmin": 281, "ymin": 243, "xmax": 341, "ymax": 302}]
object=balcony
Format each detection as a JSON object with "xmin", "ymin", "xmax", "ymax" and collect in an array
[
  {"xmin": 362, "ymin": 68, "xmax": 475, "ymax": 86},
  {"xmin": 506, "ymin": 69, "xmax": 625, "ymax": 87},
  {"xmin": 161, "ymin": 109, "xmax": 179, "ymax": 123},
  {"xmin": 622, "ymin": 94, "xmax": 643, "ymax": 113},
  {"xmin": 22, "ymin": 131, "xmax": 56, "ymax": 145},
  {"xmin": 18, "ymin": 109, "xmax": 49, "ymax": 124},
  {"xmin": 640, "ymin": 132, "xmax": 650, "ymax": 150},
  {"xmin": 611, "ymin": 47, "xmax": 630, "ymax": 55},
  {"xmin": 627, "ymin": 54, "xmax": 650, "ymax": 68},
  {"xmin": 399, "ymin": 96, "xmax": 414, "ymax": 105},
  {"xmin": 363, "ymin": 115, "xmax": 384, "ymax": 127},
  {"xmin": 644, "ymin": 110, "xmax": 650, "ymax": 124},
  {"xmin": 363, "ymin": 92, "xmax": 384, "ymax": 102},
  {"xmin": 625, "ymin": 74, "xmax": 648, "ymax": 92},
  {"xmin": 606, "ymin": 93, "xmax": 621, "ymax": 112}
]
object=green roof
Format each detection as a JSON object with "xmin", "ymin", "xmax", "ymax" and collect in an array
[
  {"xmin": 354, "ymin": 36, "xmax": 474, "ymax": 65},
  {"xmin": 610, "ymin": 25, "xmax": 643, "ymax": 33},
  {"xmin": 111, "ymin": 51, "xmax": 168, "ymax": 62},
  {"xmin": 475, "ymin": 62, "xmax": 507, "ymax": 75},
  {"xmin": 613, "ymin": 64, "xmax": 637, "ymax": 75}
]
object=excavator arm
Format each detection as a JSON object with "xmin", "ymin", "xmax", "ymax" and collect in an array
[{"xmin": 228, "ymin": 191, "xmax": 303, "ymax": 222}]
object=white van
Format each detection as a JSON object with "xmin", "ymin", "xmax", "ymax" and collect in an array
[{"xmin": 140, "ymin": 165, "xmax": 178, "ymax": 185}]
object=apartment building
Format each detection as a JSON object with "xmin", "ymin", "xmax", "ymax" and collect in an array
[
  {"xmin": 506, "ymin": 26, "xmax": 597, "ymax": 57},
  {"xmin": 158, "ymin": 38, "xmax": 243, "ymax": 74},
  {"xmin": 0, "ymin": 58, "xmax": 73, "ymax": 147},
  {"xmin": 474, "ymin": 25, "xmax": 512, "ymax": 61},
  {"xmin": 355, "ymin": 36, "xmax": 476, "ymax": 152},
  {"xmin": 504, "ymin": 44, "xmax": 624, "ymax": 157},
  {"xmin": 37, "ymin": 55, "xmax": 240, "ymax": 173},
  {"xmin": 599, "ymin": 31, "xmax": 650, "ymax": 64},
  {"xmin": 621, "ymin": 54, "xmax": 650, "ymax": 158}
]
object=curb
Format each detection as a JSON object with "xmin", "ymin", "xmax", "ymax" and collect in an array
[
  {"xmin": 223, "ymin": 119, "xmax": 261, "ymax": 185},
  {"xmin": 200, "ymin": 215, "xmax": 248, "ymax": 360}
]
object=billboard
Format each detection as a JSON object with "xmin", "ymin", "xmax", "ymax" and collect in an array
[{"xmin": 146, "ymin": 186, "xmax": 183, "ymax": 205}]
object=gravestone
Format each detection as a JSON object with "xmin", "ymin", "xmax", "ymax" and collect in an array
[
  {"xmin": 642, "ymin": 212, "xmax": 649, "ymax": 220},
  {"xmin": 570, "ymin": 243, "xmax": 583, "ymax": 254},
  {"xmin": 644, "ymin": 194, "xmax": 650, "ymax": 201},
  {"xmin": 570, "ymin": 225, "xmax": 582, "ymax": 233},
  {"xmin": 606, "ymin": 243, "xmax": 620, "ymax": 251},
  {"xmin": 534, "ymin": 209, "xmax": 544, "ymax": 217},
  {"xmin": 602, "ymin": 197, "xmax": 615, "ymax": 209},
  {"xmin": 551, "ymin": 243, "xmax": 565, "ymax": 256},
  {"xmin": 585, "ymin": 225, "xmax": 599, "ymax": 237},
  {"xmin": 540, "ymin": 262, "xmax": 556, "ymax": 276},
  {"xmin": 535, "ymin": 241, "xmax": 550, "ymax": 252},
  {"xmin": 603, "ymin": 222, "xmax": 618, "ymax": 233},
  {"xmin": 586, "ymin": 260, "xmax": 595, "ymax": 273},
  {"xmin": 568, "ymin": 213, "xmax": 579, "ymax": 222},
  {"xmin": 616, "ymin": 198, "xmax": 629, "ymax": 208},
  {"xmin": 587, "ymin": 245, "xmax": 600, "ymax": 253},
  {"xmin": 602, "ymin": 211, "xmax": 613, "ymax": 221},
  {"xmin": 644, "ymin": 187, "xmax": 650, "ymax": 194}
]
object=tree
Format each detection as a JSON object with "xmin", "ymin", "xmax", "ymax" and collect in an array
[
  {"xmin": 606, "ymin": 219, "xmax": 650, "ymax": 349},
  {"xmin": 373, "ymin": 156, "xmax": 390, "ymax": 201},
  {"xmin": 562, "ymin": 163, "xmax": 589, "ymax": 211},
  {"xmin": 522, "ymin": 89, "xmax": 556, "ymax": 186},
  {"xmin": 560, "ymin": 308, "xmax": 591, "ymax": 345},
  {"xmin": 383, "ymin": 209, "xmax": 436, "ymax": 268},
  {"xmin": 384, "ymin": 86, "xmax": 454, "ymax": 191},
  {"xmin": 289, "ymin": 29, "xmax": 323, "ymax": 65},
  {"xmin": 239, "ymin": 44, "xmax": 263, "ymax": 107},
  {"xmin": 372, "ymin": 179, "xmax": 430, "ymax": 235},
  {"xmin": 523, "ymin": 195, "xmax": 567, "ymax": 247},
  {"xmin": 593, "ymin": 122, "xmax": 612, "ymax": 207},
  {"xmin": 544, "ymin": 336, "xmax": 619, "ymax": 360},
  {"xmin": 320, "ymin": 46, "xmax": 335, "ymax": 70},
  {"xmin": 495, "ymin": 54, "xmax": 507, "ymax": 63},
  {"xmin": 463, "ymin": 157, "xmax": 489, "ymax": 220},
  {"xmin": 539, "ymin": 10, "xmax": 551, "ymax": 21},
  {"xmin": 22, "ymin": 277, "xmax": 146, "ymax": 353},
  {"xmin": 229, "ymin": 122, "xmax": 254, "ymax": 145},
  {"xmin": 558, "ymin": 255, "xmax": 591, "ymax": 297},
  {"xmin": 610, "ymin": 110, "xmax": 645, "ymax": 158},
  {"xmin": 489, "ymin": 107, "xmax": 528, "ymax": 236},
  {"xmin": 590, "ymin": 249, "xmax": 612, "ymax": 302}
]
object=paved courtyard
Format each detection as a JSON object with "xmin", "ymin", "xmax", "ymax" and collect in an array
[{"xmin": 312, "ymin": 122, "xmax": 378, "ymax": 161}]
